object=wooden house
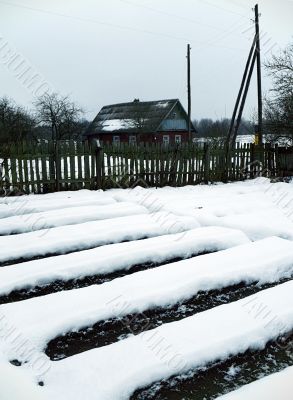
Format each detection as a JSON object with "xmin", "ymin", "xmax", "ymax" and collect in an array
[{"xmin": 85, "ymin": 99, "xmax": 196, "ymax": 145}]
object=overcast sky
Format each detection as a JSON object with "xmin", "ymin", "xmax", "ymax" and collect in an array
[{"xmin": 0, "ymin": 0, "xmax": 292, "ymax": 122}]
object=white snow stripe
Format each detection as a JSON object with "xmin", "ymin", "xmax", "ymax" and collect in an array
[
  {"xmin": 1, "ymin": 237, "xmax": 292, "ymax": 354},
  {"xmin": 0, "ymin": 212, "xmax": 200, "ymax": 264},
  {"xmin": 0, "ymin": 202, "xmax": 148, "ymax": 235},
  {"xmin": 0, "ymin": 227, "xmax": 249, "ymax": 296},
  {"xmin": 215, "ymin": 366, "xmax": 293, "ymax": 400},
  {"xmin": 195, "ymin": 209, "xmax": 293, "ymax": 241},
  {"xmin": 109, "ymin": 179, "xmax": 293, "ymax": 241},
  {"xmin": 0, "ymin": 189, "xmax": 112, "ymax": 204},
  {"xmin": 43, "ymin": 281, "xmax": 293, "ymax": 400},
  {"xmin": 0, "ymin": 196, "xmax": 116, "ymax": 219}
]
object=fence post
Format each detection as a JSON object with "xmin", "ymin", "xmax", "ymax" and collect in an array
[
  {"xmin": 250, "ymin": 143, "xmax": 255, "ymax": 178},
  {"xmin": 0, "ymin": 157, "xmax": 9, "ymax": 195},
  {"xmin": 94, "ymin": 139, "xmax": 103, "ymax": 189},
  {"xmin": 169, "ymin": 145, "xmax": 179, "ymax": 187},
  {"xmin": 223, "ymin": 143, "xmax": 229, "ymax": 183},
  {"xmin": 274, "ymin": 144, "xmax": 278, "ymax": 177},
  {"xmin": 203, "ymin": 143, "xmax": 210, "ymax": 183},
  {"xmin": 54, "ymin": 140, "xmax": 61, "ymax": 192}
]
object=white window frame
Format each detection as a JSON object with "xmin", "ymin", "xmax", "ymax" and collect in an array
[
  {"xmin": 163, "ymin": 135, "xmax": 170, "ymax": 145},
  {"xmin": 175, "ymin": 135, "xmax": 182, "ymax": 144},
  {"xmin": 113, "ymin": 136, "xmax": 120, "ymax": 144}
]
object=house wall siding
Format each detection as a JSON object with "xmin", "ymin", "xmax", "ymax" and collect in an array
[
  {"xmin": 161, "ymin": 119, "xmax": 187, "ymax": 130},
  {"xmin": 158, "ymin": 103, "xmax": 188, "ymax": 131},
  {"xmin": 93, "ymin": 131, "xmax": 190, "ymax": 144}
]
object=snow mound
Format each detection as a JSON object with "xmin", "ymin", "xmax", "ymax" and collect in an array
[
  {"xmin": 0, "ymin": 212, "xmax": 200, "ymax": 264},
  {"xmin": 1, "ymin": 236, "xmax": 292, "ymax": 359},
  {"xmin": 216, "ymin": 366, "xmax": 293, "ymax": 400},
  {"xmin": 0, "ymin": 202, "xmax": 148, "ymax": 235},
  {"xmin": 0, "ymin": 226, "xmax": 249, "ymax": 296},
  {"xmin": 43, "ymin": 281, "xmax": 293, "ymax": 400},
  {"xmin": 0, "ymin": 192, "xmax": 116, "ymax": 218},
  {"xmin": 0, "ymin": 363, "xmax": 46, "ymax": 400}
]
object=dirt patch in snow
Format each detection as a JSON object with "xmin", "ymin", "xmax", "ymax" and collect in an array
[
  {"xmin": 131, "ymin": 333, "xmax": 293, "ymax": 400},
  {"xmin": 46, "ymin": 277, "xmax": 292, "ymax": 361},
  {"xmin": 0, "ymin": 252, "xmax": 212, "ymax": 305}
]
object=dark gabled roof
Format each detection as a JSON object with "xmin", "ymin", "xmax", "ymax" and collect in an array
[{"xmin": 86, "ymin": 99, "xmax": 195, "ymax": 135}]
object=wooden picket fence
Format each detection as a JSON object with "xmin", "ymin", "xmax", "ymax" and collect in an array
[
  {"xmin": 0, "ymin": 140, "xmax": 291, "ymax": 194},
  {"xmin": 0, "ymin": 141, "xmax": 100, "ymax": 194}
]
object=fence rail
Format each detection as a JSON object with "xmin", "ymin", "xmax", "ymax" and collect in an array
[{"xmin": 0, "ymin": 140, "xmax": 292, "ymax": 194}]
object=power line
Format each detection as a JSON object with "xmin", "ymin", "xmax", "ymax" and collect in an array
[
  {"xmin": 0, "ymin": 0, "xmax": 189, "ymax": 42},
  {"xmin": 118, "ymin": 0, "xmax": 243, "ymax": 34},
  {"xmin": 192, "ymin": 16, "xmax": 251, "ymax": 51},
  {"xmin": 0, "ymin": 0, "xmax": 248, "ymax": 51},
  {"xmin": 225, "ymin": 0, "xmax": 249, "ymax": 11},
  {"xmin": 199, "ymin": 0, "xmax": 251, "ymax": 18},
  {"xmin": 205, "ymin": 20, "xmax": 250, "ymax": 48}
]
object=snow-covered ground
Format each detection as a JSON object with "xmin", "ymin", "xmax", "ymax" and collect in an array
[
  {"xmin": 0, "ymin": 189, "xmax": 116, "ymax": 218},
  {"xmin": 43, "ymin": 281, "xmax": 293, "ymax": 400},
  {"xmin": 216, "ymin": 366, "xmax": 293, "ymax": 400},
  {"xmin": 2, "ymin": 236, "xmax": 292, "ymax": 357},
  {"xmin": 0, "ymin": 202, "xmax": 148, "ymax": 235},
  {"xmin": 110, "ymin": 178, "xmax": 293, "ymax": 240},
  {"xmin": 0, "ymin": 178, "xmax": 292, "ymax": 400},
  {"xmin": 0, "ymin": 362, "xmax": 46, "ymax": 400},
  {"xmin": 0, "ymin": 212, "xmax": 199, "ymax": 264},
  {"xmin": 0, "ymin": 226, "xmax": 248, "ymax": 296},
  {"xmin": 1, "ymin": 234, "xmax": 293, "ymax": 361}
]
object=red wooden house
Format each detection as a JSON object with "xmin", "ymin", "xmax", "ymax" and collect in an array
[{"xmin": 85, "ymin": 99, "xmax": 196, "ymax": 145}]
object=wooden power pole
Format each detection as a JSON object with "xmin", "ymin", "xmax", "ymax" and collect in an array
[
  {"xmin": 227, "ymin": 36, "xmax": 256, "ymax": 145},
  {"xmin": 255, "ymin": 4, "xmax": 263, "ymax": 144},
  {"xmin": 187, "ymin": 44, "xmax": 192, "ymax": 142},
  {"xmin": 227, "ymin": 5, "xmax": 264, "ymax": 147}
]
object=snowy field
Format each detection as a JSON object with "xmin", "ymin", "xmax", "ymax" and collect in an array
[{"xmin": 0, "ymin": 177, "xmax": 292, "ymax": 400}]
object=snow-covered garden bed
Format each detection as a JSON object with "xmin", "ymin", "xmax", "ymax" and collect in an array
[{"xmin": 0, "ymin": 178, "xmax": 292, "ymax": 399}]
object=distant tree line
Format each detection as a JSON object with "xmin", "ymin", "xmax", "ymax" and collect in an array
[
  {"xmin": 192, "ymin": 118, "xmax": 254, "ymax": 141},
  {"xmin": 0, "ymin": 93, "xmax": 89, "ymax": 144}
]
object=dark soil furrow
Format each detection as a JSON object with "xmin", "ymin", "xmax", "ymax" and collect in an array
[
  {"xmin": 0, "ymin": 237, "xmax": 148, "ymax": 268},
  {"xmin": 0, "ymin": 252, "xmax": 211, "ymax": 305},
  {"xmin": 131, "ymin": 333, "xmax": 293, "ymax": 400},
  {"xmin": 45, "ymin": 276, "xmax": 292, "ymax": 361}
]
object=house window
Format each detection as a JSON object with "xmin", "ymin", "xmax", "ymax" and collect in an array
[
  {"xmin": 113, "ymin": 136, "xmax": 120, "ymax": 145},
  {"xmin": 175, "ymin": 135, "xmax": 182, "ymax": 144},
  {"xmin": 129, "ymin": 135, "xmax": 136, "ymax": 145},
  {"xmin": 163, "ymin": 135, "xmax": 170, "ymax": 145}
]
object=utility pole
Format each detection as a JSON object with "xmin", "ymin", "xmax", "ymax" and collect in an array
[
  {"xmin": 187, "ymin": 44, "xmax": 192, "ymax": 142},
  {"xmin": 255, "ymin": 4, "xmax": 263, "ymax": 144},
  {"xmin": 232, "ymin": 50, "xmax": 257, "ymax": 144},
  {"xmin": 227, "ymin": 36, "xmax": 256, "ymax": 145}
]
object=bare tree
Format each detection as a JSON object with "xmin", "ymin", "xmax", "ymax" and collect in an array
[
  {"xmin": 34, "ymin": 93, "xmax": 83, "ymax": 140},
  {"xmin": 264, "ymin": 43, "xmax": 293, "ymax": 144},
  {"xmin": 0, "ymin": 97, "xmax": 35, "ymax": 143}
]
